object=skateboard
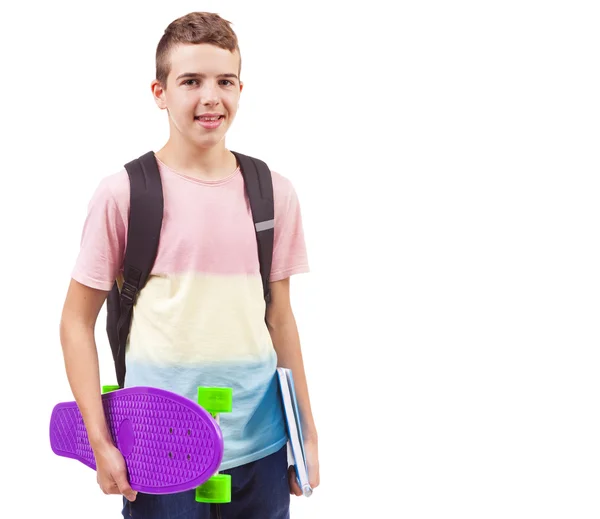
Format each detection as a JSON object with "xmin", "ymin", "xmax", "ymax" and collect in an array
[{"xmin": 49, "ymin": 385, "xmax": 233, "ymax": 503}]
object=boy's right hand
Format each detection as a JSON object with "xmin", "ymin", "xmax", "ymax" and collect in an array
[{"xmin": 93, "ymin": 442, "xmax": 138, "ymax": 502}]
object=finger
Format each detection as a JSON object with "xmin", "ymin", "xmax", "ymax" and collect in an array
[
  {"xmin": 108, "ymin": 483, "xmax": 121, "ymax": 495},
  {"xmin": 287, "ymin": 467, "xmax": 302, "ymax": 496},
  {"xmin": 97, "ymin": 475, "xmax": 113, "ymax": 493},
  {"xmin": 309, "ymin": 473, "xmax": 320, "ymax": 489},
  {"xmin": 309, "ymin": 464, "xmax": 320, "ymax": 489},
  {"xmin": 100, "ymin": 481, "xmax": 118, "ymax": 495},
  {"xmin": 114, "ymin": 473, "xmax": 138, "ymax": 502}
]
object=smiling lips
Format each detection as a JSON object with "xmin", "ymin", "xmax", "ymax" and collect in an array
[{"xmin": 195, "ymin": 113, "xmax": 224, "ymax": 129}]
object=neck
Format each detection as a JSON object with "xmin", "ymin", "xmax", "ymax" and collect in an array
[{"xmin": 155, "ymin": 137, "xmax": 237, "ymax": 181}]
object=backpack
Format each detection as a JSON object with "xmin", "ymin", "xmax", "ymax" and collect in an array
[{"xmin": 105, "ymin": 150, "xmax": 275, "ymax": 388}]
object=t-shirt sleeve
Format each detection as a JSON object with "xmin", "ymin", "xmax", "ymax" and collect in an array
[
  {"xmin": 71, "ymin": 175, "xmax": 128, "ymax": 291},
  {"xmin": 270, "ymin": 174, "xmax": 310, "ymax": 282}
]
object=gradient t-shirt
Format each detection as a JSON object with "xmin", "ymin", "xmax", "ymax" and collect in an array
[{"xmin": 71, "ymin": 154, "xmax": 309, "ymax": 470}]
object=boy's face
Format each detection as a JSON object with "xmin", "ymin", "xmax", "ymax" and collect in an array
[{"xmin": 152, "ymin": 43, "xmax": 243, "ymax": 149}]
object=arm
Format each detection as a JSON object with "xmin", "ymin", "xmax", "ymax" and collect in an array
[
  {"xmin": 60, "ymin": 279, "xmax": 111, "ymax": 448},
  {"xmin": 59, "ymin": 278, "xmax": 137, "ymax": 501},
  {"xmin": 266, "ymin": 278, "xmax": 317, "ymax": 441},
  {"xmin": 266, "ymin": 277, "xmax": 320, "ymax": 492}
]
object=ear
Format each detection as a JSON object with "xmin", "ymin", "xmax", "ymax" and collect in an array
[
  {"xmin": 150, "ymin": 79, "xmax": 168, "ymax": 110},
  {"xmin": 239, "ymin": 81, "xmax": 244, "ymax": 94}
]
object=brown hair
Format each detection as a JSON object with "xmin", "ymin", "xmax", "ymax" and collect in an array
[{"xmin": 155, "ymin": 12, "xmax": 241, "ymax": 88}]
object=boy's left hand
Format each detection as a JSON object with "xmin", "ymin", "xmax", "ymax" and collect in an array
[{"xmin": 288, "ymin": 438, "xmax": 320, "ymax": 496}]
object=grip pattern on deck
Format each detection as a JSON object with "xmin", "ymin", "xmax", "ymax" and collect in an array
[{"xmin": 50, "ymin": 389, "xmax": 222, "ymax": 493}]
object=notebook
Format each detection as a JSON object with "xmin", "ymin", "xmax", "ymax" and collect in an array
[{"xmin": 276, "ymin": 367, "xmax": 313, "ymax": 497}]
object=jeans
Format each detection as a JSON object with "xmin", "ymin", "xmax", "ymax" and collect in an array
[{"xmin": 121, "ymin": 444, "xmax": 290, "ymax": 519}]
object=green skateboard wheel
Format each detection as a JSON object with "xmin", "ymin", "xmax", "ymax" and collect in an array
[
  {"xmin": 101, "ymin": 385, "xmax": 120, "ymax": 394},
  {"xmin": 195, "ymin": 474, "xmax": 231, "ymax": 503},
  {"xmin": 197, "ymin": 387, "xmax": 232, "ymax": 414}
]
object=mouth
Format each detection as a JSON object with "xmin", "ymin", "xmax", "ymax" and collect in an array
[{"xmin": 195, "ymin": 114, "xmax": 225, "ymax": 130}]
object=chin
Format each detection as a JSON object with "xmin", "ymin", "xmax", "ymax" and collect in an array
[{"xmin": 191, "ymin": 135, "xmax": 225, "ymax": 149}]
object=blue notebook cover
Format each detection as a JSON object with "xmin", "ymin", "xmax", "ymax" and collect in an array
[{"xmin": 276, "ymin": 367, "xmax": 313, "ymax": 497}]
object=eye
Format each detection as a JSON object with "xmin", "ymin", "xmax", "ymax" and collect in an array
[
  {"xmin": 183, "ymin": 79, "xmax": 198, "ymax": 86},
  {"xmin": 219, "ymin": 80, "xmax": 234, "ymax": 86}
]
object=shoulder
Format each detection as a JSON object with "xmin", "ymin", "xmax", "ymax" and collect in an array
[
  {"xmin": 85, "ymin": 168, "xmax": 130, "ymax": 225},
  {"xmin": 270, "ymin": 169, "xmax": 291, "ymax": 191},
  {"xmin": 270, "ymin": 170, "xmax": 299, "ymax": 206},
  {"xmin": 88, "ymin": 168, "xmax": 130, "ymax": 208},
  {"xmin": 97, "ymin": 168, "xmax": 130, "ymax": 201}
]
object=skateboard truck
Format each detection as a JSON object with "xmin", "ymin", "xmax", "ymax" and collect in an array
[{"xmin": 195, "ymin": 387, "xmax": 233, "ymax": 504}]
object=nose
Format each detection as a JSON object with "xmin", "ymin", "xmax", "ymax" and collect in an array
[{"xmin": 200, "ymin": 82, "xmax": 220, "ymax": 106}]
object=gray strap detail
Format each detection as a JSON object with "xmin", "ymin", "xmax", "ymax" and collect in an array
[{"xmin": 255, "ymin": 219, "xmax": 275, "ymax": 232}]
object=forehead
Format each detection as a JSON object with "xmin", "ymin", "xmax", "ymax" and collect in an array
[{"xmin": 168, "ymin": 43, "xmax": 240, "ymax": 77}]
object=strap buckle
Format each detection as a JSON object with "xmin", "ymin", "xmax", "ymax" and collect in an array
[{"xmin": 120, "ymin": 281, "xmax": 138, "ymax": 305}]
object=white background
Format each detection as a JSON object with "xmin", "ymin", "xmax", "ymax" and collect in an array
[{"xmin": 1, "ymin": 1, "xmax": 599, "ymax": 517}]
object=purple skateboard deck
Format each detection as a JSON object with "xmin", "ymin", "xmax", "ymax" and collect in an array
[{"xmin": 49, "ymin": 386, "xmax": 223, "ymax": 494}]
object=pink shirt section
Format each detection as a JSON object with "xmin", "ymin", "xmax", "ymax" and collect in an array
[{"xmin": 71, "ymin": 157, "xmax": 309, "ymax": 290}]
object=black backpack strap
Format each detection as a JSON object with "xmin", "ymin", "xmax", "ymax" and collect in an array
[
  {"xmin": 230, "ymin": 151, "xmax": 275, "ymax": 305},
  {"xmin": 106, "ymin": 151, "xmax": 164, "ymax": 388}
]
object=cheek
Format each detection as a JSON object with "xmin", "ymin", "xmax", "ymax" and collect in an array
[
  {"xmin": 171, "ymin": 94, "xmax": 198, "ymax": 115},
  {"xmin": 224, "ymin": 96, "xmax": 239, "ymax": 115}
]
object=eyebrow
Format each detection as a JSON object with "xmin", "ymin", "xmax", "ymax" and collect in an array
[{"xmin": 176, "ymin": 72, "xmax": 239, "ymax": 80}]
